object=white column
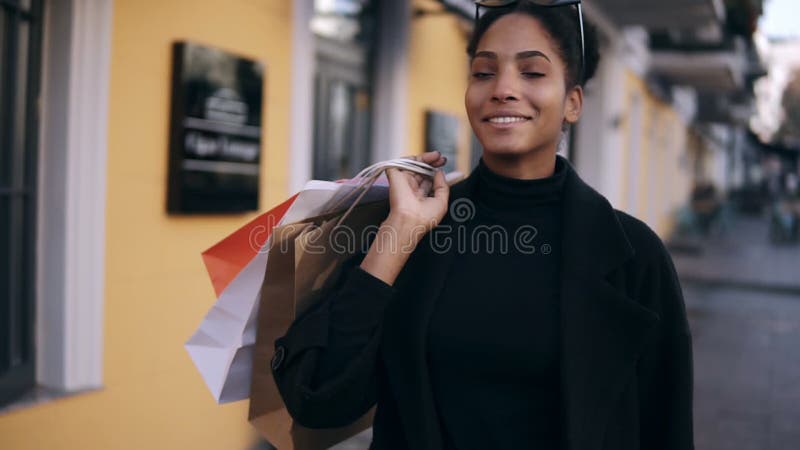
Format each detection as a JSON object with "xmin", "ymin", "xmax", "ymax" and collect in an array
[
  {"xmin": 597, "ymin": 40, "xmax": 630, "ymax": 208},
  {"xmin": 288, "ymin": 0, "xmax": 315, "ymax": 192},
  {"xmin": 370, "ymin": 0, "xmax": 410, "ymax": 161},
  {"xmin": 37, "ymin": 0, "xmax": 113, "ymax": 391}
]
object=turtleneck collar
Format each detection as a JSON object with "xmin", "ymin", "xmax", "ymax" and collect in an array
[{"xmin": 474, "ymin": 155, "xmax": 568, "ymax": 215}]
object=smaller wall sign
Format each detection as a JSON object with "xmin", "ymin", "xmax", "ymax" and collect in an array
[
  {"xmin": 425, "ymin": 110, "xmax": 460, "ymax": 173},
  {"xmin": 167, "ymin": 42, "xmax": 264, "ymax": 214}
]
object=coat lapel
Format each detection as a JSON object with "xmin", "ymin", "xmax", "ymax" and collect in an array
[
  {"xmin": 558, "ymin": 164, "xmax": 660, "ymax": 450},
  {"xmin": 380, "ymin": 225, "xmax": 458, "ymax": 450}
]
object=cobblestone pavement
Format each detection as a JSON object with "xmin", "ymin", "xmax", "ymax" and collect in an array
[
  {"xmin": 673, "ymin": 214, "xmax": 800, "ymax": 450},
  {"xmin": 684, "ymin": 282, "xmax": 800, "ymax": 450},
  {"xmin": 670, "ymin": 215, "xmax": 800, "ymax": 294}
]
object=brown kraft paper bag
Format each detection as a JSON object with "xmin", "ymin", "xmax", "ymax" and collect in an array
[{"xmin": 249, "ymin": 200, "xmax": 389, "ymax": 450}]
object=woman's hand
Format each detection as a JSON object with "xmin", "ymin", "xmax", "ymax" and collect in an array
[
  {"xmin": 385, "ymin": 151, "xmax": 450, "ymax": 238},
  {"xmin": 360, "ymin": 151, "xmax": 449, "ymax": 286}
]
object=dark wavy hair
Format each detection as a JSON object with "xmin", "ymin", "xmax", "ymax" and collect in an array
[{"xmin": 466, "ymin": 2, "xmax": 601, "ymax": 88}]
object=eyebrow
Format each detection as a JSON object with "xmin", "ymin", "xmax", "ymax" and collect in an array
[{"xmin": 473, "ymin": 50, "xmax": 551, "ymax": 63}]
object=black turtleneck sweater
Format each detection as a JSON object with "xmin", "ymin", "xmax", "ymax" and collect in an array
[{"xmin": 427, "ymin": 156, "xmax": 567, "ymax": 450}]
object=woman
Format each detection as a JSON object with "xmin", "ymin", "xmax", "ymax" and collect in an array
[{"xmin": 272, "ymin": 2, "xmax": 694, "ymax": 449}]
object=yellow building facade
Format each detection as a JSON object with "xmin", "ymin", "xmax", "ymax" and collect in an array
[
  {"xmin": 408, "ymin": 0, "xmax": 472, "ymax": 172},
  {"xmin": 620, "ymin": 70, "xmax": 693, "ymax": 237},
  {"xmin": 0, "ymin": 1, "xmax": 472, "ymax": 449}
]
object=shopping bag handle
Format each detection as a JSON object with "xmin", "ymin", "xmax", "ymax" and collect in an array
[
  {"xmin": 325, "ymin": 159, "xmax": 436, "ymax": 214},
  {"xmin": 332, "ymin": 159, "xmax": 439, "ymax": 227},
  {"xmin": 353, "ymin": 158, "xmax": 436, "ymax": 181}
]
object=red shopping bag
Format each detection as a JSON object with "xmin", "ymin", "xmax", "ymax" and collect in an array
[{"xmin": 202, "ymin": 194, "xmax": 298, "ymax": 296}]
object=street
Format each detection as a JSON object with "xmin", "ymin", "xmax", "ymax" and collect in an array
[
  {"xmin": 676, "ymin": 214, "xmax": 800, "ymax": 450},
  {"xmin": 686, "ymin": 282, "xmax": 800, "ymax": 450}
]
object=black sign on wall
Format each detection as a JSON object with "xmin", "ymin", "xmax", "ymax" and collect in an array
[
  {"xmin": 425, "ymin": 110, "xmax": 460, "ymax": 173},
  {"xmin": 167, "ymin": 42, "xmax": 264, "ymax": 213}
]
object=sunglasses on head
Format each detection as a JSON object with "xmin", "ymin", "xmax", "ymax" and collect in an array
[{"xmin": 473, "ymin": 0, "xmax": 585, "ymax": 84}]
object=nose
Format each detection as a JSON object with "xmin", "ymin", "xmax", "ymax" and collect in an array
[{"xmin": 491, "ymin": 69, "xmax": 519, "ymax": 103}]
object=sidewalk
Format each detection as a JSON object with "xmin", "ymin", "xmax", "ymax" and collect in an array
[
  {"xmin": 669, "ymin": 215, "xmax": 800, "ymax": 295},
  {"xmin": 684, "ymin": 283, "xmax": 800, "ymax": 450}
]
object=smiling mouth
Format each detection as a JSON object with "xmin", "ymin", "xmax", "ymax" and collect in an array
[{"xmin": 484, "ymin": 116, "xmax": 532, "ymax": 124}]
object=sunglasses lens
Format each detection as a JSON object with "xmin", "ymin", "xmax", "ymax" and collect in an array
[
  {"xmin": 476, "ymin": 0, "xmax": 580, "ymax": 7},
  {"xmin": 529, "ymin": 0, "xmax": 563, "ymax": 4},
  {"xmin": 527, "ymin": 0, "xmax": 581, "ymax": 4},
  {"xmin": 475, "ymin": 1, "xmax": 517, "ymax": 6}
]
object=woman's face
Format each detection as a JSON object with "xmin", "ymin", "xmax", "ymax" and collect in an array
[{"xmin": 465, "ymin": 13, "xmax": 582, "ymax": 160}]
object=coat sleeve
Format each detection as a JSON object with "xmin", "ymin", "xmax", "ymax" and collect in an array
[
  {"xmin": 635, "ymin": 239, "xmax": 695, "ymax": 450},
  {"xmin": 271, "ymin": 255, "xmax": 396, "ymax": 429}
]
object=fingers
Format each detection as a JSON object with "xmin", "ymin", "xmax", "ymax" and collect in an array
[
  {"xmin": 417, "ymin": 151, "xmax": 440, "ymax": 164},
  {"xmin": 431, "ymin": 169, "xmax": 449, "ymax": 202},
  {"xmin": 386, "ymin": 167, "xmax": 415, "ymax": 193},
  {"xmin": 385, "ymin": 167, "xmax": 401, "ymax": 186},
  {"xmin": 420, "ymin": 178, "xmax": 433, "ymax": 196},
  {"xmin": 415, "ymin": 151, "xmax": 447, "ymax": 168},
  {"xmin": 386, "ymin": 166, "xmax": 405, "ymax": 179},
  {"xmin": 391, "ymin": 154, "xmax": 447, "ymax": 196}
]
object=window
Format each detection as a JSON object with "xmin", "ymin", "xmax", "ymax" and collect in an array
[
  {"xmin": 0, "ymin": 0, "xmax": 44, "ymax": 407},
  {"xmin": 311, "ymin": 0, "xmax": 377, "ymax": 180}
]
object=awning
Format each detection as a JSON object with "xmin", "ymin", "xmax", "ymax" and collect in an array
[
  {"xmin": 650, "ymin": 39, "xmax": 748, "ymax": 93},
  {"xmin": 592, "ymin": 0, "xmax": 725, "ymax": 30},
  {"xmin": 438, "ymin": 0, "xmax": 725, "ymax": 30}
]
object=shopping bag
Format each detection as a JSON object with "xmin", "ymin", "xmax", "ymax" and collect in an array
[
  {"xmin": 202, "ymin": 195, "xmax": 298, "ymax": 297},
  {"xmin": 185, "ymin": 197, "xmax": 297, "ymax": 403},
  {"xmin": 186, "ymin": 183, "xmax": 379, "ymax": 404},
  {"xmin": 248, "ymin": 199, "xmax": 390, "ymax": 450},
  {"xmin": 186, "ymin": 158, "xmax": 446, "ymax": 404}
]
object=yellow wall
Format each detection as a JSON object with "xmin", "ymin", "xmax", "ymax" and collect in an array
[
  {"xmin": 621, "ymin": 70, "xmax": 692, "ymax": 237},
  {"xmin": 407, "ymin": 0, "xmax": 472, "ymax": 172},
  {"xmin": 0, "ymin": 1, "xmax": 292, "ymax": 448}
]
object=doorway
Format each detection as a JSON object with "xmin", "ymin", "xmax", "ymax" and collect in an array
[{"xmin": 311, "ymin": 0, "xmax": 377, "ymax": 180}]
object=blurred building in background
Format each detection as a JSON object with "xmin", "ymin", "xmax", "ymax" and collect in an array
[
  {"xmin": 750, "ymin": 33, "xmax": 800, "ymax": 199},
  {"xmin": 571, "ymin": 0, "xmax": 765, "ymax": 235},
  {"xmin": 0, "ymin": 0, "xmax": 767, "ymax": 449},
  {"xmin": 751, "ymin": 33, "xmax": 800, "ymax": 146}
]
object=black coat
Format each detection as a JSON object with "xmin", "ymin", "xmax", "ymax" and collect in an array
[{"xmin": 272, "ymin": 160, "xmax": 695, "ymax": 450}]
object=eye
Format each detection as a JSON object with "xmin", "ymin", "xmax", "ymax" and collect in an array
[
  {"xmin": 471, "ymin": 72, "xmax": 494, "ymax": 80},
  {"xmin": 522, "ymin": 72, "xmax": 544, "ymax": 79}
]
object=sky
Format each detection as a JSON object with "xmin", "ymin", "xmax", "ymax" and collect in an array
[{"xmin": 758, "ymin": 0, "xmax": 799, "ymax": 39}]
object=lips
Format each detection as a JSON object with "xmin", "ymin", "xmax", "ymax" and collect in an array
[
  {"xmin": 487, "ymin": 116, "xmax": 530, "ymax": 124},
  {"xmin": 482, "ymin": 111, "xmax": 533, "ymax": 124}
]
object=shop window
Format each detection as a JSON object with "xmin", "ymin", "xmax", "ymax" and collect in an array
[
  {"xmin": 311, "ymin": 0, "xmax": 377, "ymax": 180},
  {"xmin": 0, "ymin": 0, "xmax": 44, "ymax": 408}
]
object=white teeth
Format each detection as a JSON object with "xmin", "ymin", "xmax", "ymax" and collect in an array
[{"xmin": 488, "ymin": 116, "xmax": 528, "ymax": 124}]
